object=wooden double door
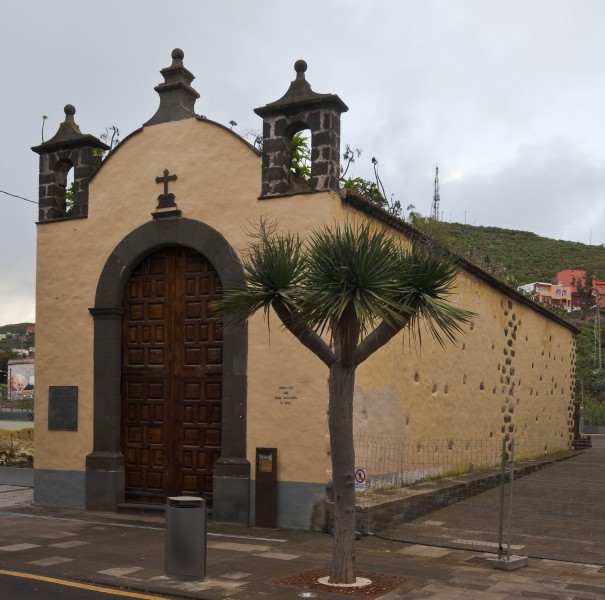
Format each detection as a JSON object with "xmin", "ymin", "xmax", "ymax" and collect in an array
[{"xmin": 121, "ymin": 246, "xmax": 223, "ymax": 504}]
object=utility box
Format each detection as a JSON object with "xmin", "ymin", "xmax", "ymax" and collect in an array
[
  {"xmin": 255, "ymin": 447, "xmax": 278, "ymax": 528},
  {"xmin": 164, "ymin": 496, "xmax": 206, "ymax": 580}
]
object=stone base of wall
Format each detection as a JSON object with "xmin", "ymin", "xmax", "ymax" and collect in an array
[
  {"xmin": 33, "ymin": 469, "xmax": 85, "ymax": 508},
  {"xmin": 249, "ymin": 481, "xmax": 328, "ymax": 530},
  {"xmin": 0, "ymin": 467, "xmax": 33, "ymax": 487}
]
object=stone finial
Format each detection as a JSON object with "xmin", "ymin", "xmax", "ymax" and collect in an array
[
  {"xmin": 144, "ymin": 48, "xmax": 200, "ymax": 127},
  {"xmin": 294, "ymin": 60, "xmax": 307, "ymax": 77},
  {"xmin": 32, "ymin": 105, "xmax": 108, "ymax": 154},
  {"xmin": 255, "ymin": 60, "xmax": 348, "ymax": 115},
  {"xmin": 32, "ymin": 105, "xmax": 89, "ymax": 149},
  {"xmin": 171, "ymin": 48, "xmax": 185, "ymax": 64}
]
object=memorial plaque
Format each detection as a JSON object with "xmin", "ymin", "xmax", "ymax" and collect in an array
[
  {"xmin": 48, "ymin": 386, "xmax": 78, "ymax": 431},
  {"xmin": 274, "ymin": 385, "xmax": 298, "ymax": 405}
]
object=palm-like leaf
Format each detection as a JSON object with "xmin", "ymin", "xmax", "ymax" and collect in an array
[
  {"xmin": 394, "ymin": 246, "xmax": 474, "ymax": 347},
  {"xmin": 301, "ymin": 223, "xmax": 415, "ymax": 336},
  {"xmin": 216, "ymin": 219, "xmax": 473, "ymax": 349},
  {"xmin": 214, "ymin": 220, "xmax": 306, "ymax": 329}
]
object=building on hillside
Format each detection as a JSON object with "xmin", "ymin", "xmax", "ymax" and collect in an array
[
  {"xmin": 517, "ymin": 282, "xmax": 572, "ymax": 311},
  {"xmin": 555, "ymin": 270, "xmax": 605, "ymax": 309},
  {"xmin": 31, "ymin": 50, "xmax": 578, "ymax": 529},
  {"xmin": 25, "ymin": 325, "xmax": 36, "ymax": 347}
]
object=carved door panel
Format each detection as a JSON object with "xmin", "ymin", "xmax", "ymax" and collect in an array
[{"xmin": 121, "ymin": 247, "xmax": 222, "ymax": 504}]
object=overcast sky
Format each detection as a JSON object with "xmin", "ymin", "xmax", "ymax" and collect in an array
[{"xmin": 2, "ymin": 0, "xmax": 605, "ymax": 324}]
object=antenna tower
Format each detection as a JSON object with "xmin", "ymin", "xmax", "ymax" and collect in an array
[{"xmin": 431, "ymin": 166, "xmax": 440, "ymax": 221}]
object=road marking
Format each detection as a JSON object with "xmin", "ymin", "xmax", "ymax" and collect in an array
[
  {"xmin": 209, "ymin": 532, "xmax": 287, "ymax": 543},
  {"xmin": 452, "ymin": 539, "xmax": 524, "ymax": 550},
  {"xmin": 252, "ymin": 552, "xmax": 299, "ymax": 560},
  {"xmin": 98, "ymin": 567, "xmax": 144, "ymax": 577},
  {"xmin": 27, "ymin": 556, "xmax": 74, "ymax": 566},
  {"xmin": 0, "ymin": 543, "xmax": 40, "ymax": 552},
  {"xmin": 208, "ymin": 541, "xmax": 270, "ymax": 552},
  {"xmin": 0, "ymin": 569, "xmax": 169, "ymax": 598}
]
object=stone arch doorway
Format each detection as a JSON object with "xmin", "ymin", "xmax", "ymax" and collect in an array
[
  {"xmin": 87, "ymin": 218, "xmax": 250, "ymax": 524},
  {"xmin": 121, "ymin": 246, "xmax": 223, "ymax": 504}
]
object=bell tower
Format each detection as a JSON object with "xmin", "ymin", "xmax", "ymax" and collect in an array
[
  {"xmin": 32, "ymin": 105, "xmax": 108, "ymax": 222},
  {"xmin": 254, "ymin": 60, "xmax": 348, "ymax": 198}
]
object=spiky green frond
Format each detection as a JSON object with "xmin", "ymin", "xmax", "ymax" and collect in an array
[
  {"xmin": 215, "ymin": 219, "xmax": 473, "ymax": 351},
  {"xmin": 214, "ymin": 220, "xmax": 306, "ymax": 329},
  {"xmin": 394, "ymin": 246, "xmax": 474, "ymax": 346},
  {"xmin": 290, "ymin": 132, "xmax": 311, "ymax": 180},
  {"xmin": 301, "ymin": 223, "xmax": 415, "ymax": 336}
]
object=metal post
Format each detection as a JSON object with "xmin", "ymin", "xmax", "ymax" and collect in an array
[
  {"xmin": 490, "ymin": 437, "xmax": 527, "ymax": 570},
  {"xmin": 164, "ymin": 496, "xmax": 206, "ymax": 580},
  {"xmin": 506, "ymin": 438, "xmax": 516, "ymax": 561},
  {"xmin": 497, "ymin": 437, "xmax": 506, "ymax": 560}
]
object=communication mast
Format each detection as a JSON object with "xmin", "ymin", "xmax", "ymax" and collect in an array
[{"xmin": 430, "ymin": 166, "xmax": 440, "ymax": 221}]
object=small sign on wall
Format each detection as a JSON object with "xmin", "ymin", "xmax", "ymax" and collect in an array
[
  {"xmin": 258, "ymin": 450, "xmax": 274, "ymax": 473},
  {"xmin": 48, "ymin": 386, "xmax": 78, "ymax": 431},
  {"xmin": 274, "ymin": 385, "xmax": 298, "ymax": 405}
]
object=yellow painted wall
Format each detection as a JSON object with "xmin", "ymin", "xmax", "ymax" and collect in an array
[
  {"xmin": 331, "ymin": 202, "xmax": 575, "ymax": 479},
  {"xmin": 35, "ymin": 118, "xmax": 336, "ymax": 482},
  {"xmin": 35, "ymin": 116, "xmax": 576, "ymax": 489}
]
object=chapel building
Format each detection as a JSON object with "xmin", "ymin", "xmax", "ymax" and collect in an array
[{"xmin": 31, "ymin": 50, "xmax": 578, "ymax": 529}]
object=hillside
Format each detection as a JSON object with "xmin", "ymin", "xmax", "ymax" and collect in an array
[
  {"xmin": 0, "ymin": 323, "xmax": 33, "ymax": 336},
  {"xmin": 437, "ymin": 222, "xmax": 605, "ymax": 284},
  {"xmin": 0, "ymin": 323, "xmax": 34, "ymax": 353}
]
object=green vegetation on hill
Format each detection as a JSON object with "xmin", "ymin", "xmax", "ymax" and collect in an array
[
  {"xmin": 0, "ymin": 324, "xmax": 33, "ymax": 353},
  {"xmin": 437, "ymin": 223, "xmax": 605, "ymax": 285},
  {"xmin": 409, "ymin": 220, "xmax": 605, "ymax": 424},
  {"xmin": 0, "ymin": 323, "xmax": 33, "ymax": 336}
]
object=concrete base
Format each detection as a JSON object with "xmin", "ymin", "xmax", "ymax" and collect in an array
[
  {"xmin": 213, "ymin": 458, "xmax": 250, "ymax": 525},
  {"xmin": 249, "ymin": 480, "xmax": 328, "ymax": 530},
  {"xmin": 85, "ymin": 465, "xmax": 125, "ymax": 511},
  {"xmin": 488, "ymin": 555, "xmax": 528, "ymax": 570}
]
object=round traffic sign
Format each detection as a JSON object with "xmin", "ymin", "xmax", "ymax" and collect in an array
[{"xmin": 355, "ymin": 468, "xmax": 366, "ymax": 484}]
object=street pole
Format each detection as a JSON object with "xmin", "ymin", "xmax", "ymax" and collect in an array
[{"xmin": 497, "ymin": 437, "xmax": 506, "ymax": 560}]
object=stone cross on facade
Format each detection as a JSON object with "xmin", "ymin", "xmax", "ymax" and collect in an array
[{"xmin": 155, "ymin": 169, "xmax": 177, "ymax": 208}]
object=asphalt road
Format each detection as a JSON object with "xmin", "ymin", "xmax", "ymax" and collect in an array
[{"xmin": 0, "ymin": 571, "xmax": 176, "ymax": 600}]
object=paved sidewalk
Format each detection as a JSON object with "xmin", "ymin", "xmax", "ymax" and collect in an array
[
  {"xmin": 0, "ymin": 486, "xmax": 603, "ymax": 599},
  {"xmin": 380, "ymin": 435, "xmax": 605, "ymax": 566}
]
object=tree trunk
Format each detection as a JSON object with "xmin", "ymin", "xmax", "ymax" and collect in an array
[{"xmin": 328, "ymin": 361, "xmax": 357, "ymax": 584}]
